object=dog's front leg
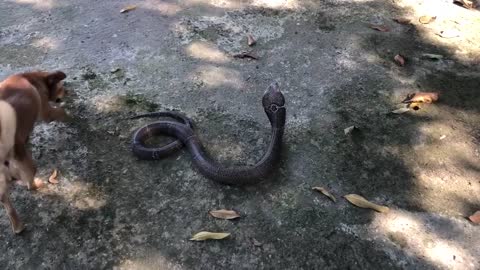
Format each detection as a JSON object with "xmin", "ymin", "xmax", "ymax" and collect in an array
[{"xmin": 43, "ymin": 106, "xmax": 69, "ymax": 123}]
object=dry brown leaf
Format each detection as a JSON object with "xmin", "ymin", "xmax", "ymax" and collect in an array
[
  {"xmin": 393, "ymin": 18, "xmax": 411, "ymax": 25},
  {"xmin": 344, "ymin": 125, "xmax": 356, "ymax": 135},
  {"xmin": 48, "ymin": 169, "xmax": 59, "ymax": 184},
  {"xmin": 247, "ymin": 34, "xmax": 256, "ymax": 46},
  {"xmin": 453, "ymin": 0, "xmax": 476, "ymax": 9},
  {"xmin": 394, "ymin": 54, "xmax": 406, "ymax": 66},
  {"xmin": 402, "ymin": 92, "xmax": 439, "ymax": 104},
  {"xmin": 344, "ymin": 194, "xmax": 389, "ymax": 213},
  {"xmin": 209, "ymin": 209, "xmax": 240, "ymax": 220},
  {"xmin": 419, "ymin": 16, "xmax": 436, "ymax": 24},
  {"xmin": 369, "ymin": 25, "xmax": 390, "ymax": 32},
  {"xmin": 190, "ymin": 231, "xmax": 230, "ymax": 241},
  {"xmin": 232, "ymin": 52, "xmax": 258, "ymax": 60},
  {"xmin": 120, "ymin": 5, "xmax": 137, "ymax": 13},
  {"xmin": 391, "ymin": 107, "xmax": 410, "ymax": 114},
  {"xmin": 421, "ymin": 53, "xmax": 444, "ymax": 60},
  {"xmin": 468, "ymin": 211, "xmax": 480, "ymax": 224},
  {"xmin": 312, "ymin": 187, "xmax": 337, "ymax": 202}
]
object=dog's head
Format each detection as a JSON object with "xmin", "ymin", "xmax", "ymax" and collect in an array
[
  {"xmin": 23, "ymin": 71, "xmax": 68, "ymax": 103},
  {"xmin": 44, "ymin": 71, "xmax": 67, "ymax": 103}
]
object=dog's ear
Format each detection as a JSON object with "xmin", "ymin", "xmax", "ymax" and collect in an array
[{"xmin": 46, "ymin": 71, "xmax": 67, "ymax": 87}]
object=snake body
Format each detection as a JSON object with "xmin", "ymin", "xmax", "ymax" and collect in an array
[{"xmin": 131, "ymin": 83, "xmax": 286, "ymax": 185}]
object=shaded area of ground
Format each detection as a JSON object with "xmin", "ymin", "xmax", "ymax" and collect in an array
[{"xmin": 0, "ymin": 0, "xmax": 479, "ymax": 269}]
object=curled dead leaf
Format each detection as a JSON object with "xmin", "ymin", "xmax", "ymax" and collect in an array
[
  {"xmin": 247, "ymin": 34, "xmax": 256, "ymax": 46},
  {"xmin": 344, "ymin": 125, "xmax": 356, "ymax": 135},
  {"xmin": 312, "ymin": 187, "xmax": 337, "ymax": 202},
  {"xmin": 402, "ymin": 92, "xmax": 439, "ymax": 104},
  {"xmin": 393, "ymin": 18, "xmax": 411, "ymax": 25},
  {"xmin": 209, "ymin": 209, "xmax": 240, "ymax": 220},
  {"xmin": 391, "ymin": 107, "xmax": 410, "ymax": 114},
  {"xmin": 120, "ymin": 5, "xmax": 137, "ymax": 13},
  {"xmin": 468, "ymin": 211, "xmax": 480, "ymax": 224},
  {"xmin": 419, "ymin": 16, "xmax": 436, "ymax": 24},
  {"xmin": 190, "ymin": 231, "xmax": 230, "ymax": 241},
  {"xmin": 344, "ymin": 194, "xmax": 389, "ymax": 213},
  {"xmin": 369, "ymin": 25, "xmax": 390, "ymax": 32},
  {"xmin": 394, "ymin": 54, "xmax": 406, "ymax": 66},
  {"xmin": 48, "ymin": 169, "xmax": 59, "ymax": 184},
  {"xmin": 453, "ymin": 0, "xmax": 476, "ymax": 9}
]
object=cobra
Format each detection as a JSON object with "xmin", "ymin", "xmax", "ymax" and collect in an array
[{"xmin": 131, "ymin": 82, "xmax": 286, "ymax": 185}]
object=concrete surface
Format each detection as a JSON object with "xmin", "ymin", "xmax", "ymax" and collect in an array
[{"xmin": 1, "ymin": 0, "xmax": 479, "ymax": 269}]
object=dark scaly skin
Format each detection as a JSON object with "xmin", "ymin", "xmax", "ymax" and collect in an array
[{"xmin": 131, "ymin": 83, "xmax": 286, "ymax": 185}]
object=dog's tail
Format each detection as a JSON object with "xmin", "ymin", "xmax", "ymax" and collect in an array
[{"xmin": 0, "ymin": 100, "xmax": 16, "ymax": 160}]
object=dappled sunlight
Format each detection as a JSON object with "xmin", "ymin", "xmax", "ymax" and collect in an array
[
  {"xmin": 371, "ymin": 210, "xmax": 478, "ymax": 269},
  {"xmin": 251, "ymin": 0, "xmax": 300, "ymax": 9},
  {"xmin": 186, "ymin": 41, "xmax": 229, "ymax": 63},
  {"xmin": 187, "ymin": 0, "xmax": 247, "ymax": 9},
  {"xmin": 116, "ymin": 251, "xmax": 185, "ymax": 270},
  {"xmin": 395, "ymin": 0, "xmax": 480, "ymax": 61},
  {"xmin": 141, "ymin": 0, "xmax": 183, "ymax": 16},
  {"xmin": 92, "ymin": 94, "xmax": 126, "ymax": 113},
  {"xmin": 31, "ymin": 36, "xmax": 60, "ymax": 50},
  {"xmin": 12, "ymin": 0, "xmax": 55, "ymax": 10},
  {"xmin": 191, "ymin": 64, "xmax": 244, "ymax": 88},
  {"xmin": 38, "ymin": 180, "xmax": 107, "ymax": 210}
]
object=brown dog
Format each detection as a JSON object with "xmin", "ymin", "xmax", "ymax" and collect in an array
[{"xmin": 0, "ymin": 71, "xmax": 68, "ymax": 234}]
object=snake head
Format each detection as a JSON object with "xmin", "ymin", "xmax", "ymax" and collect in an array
[{"xmin": 262, "ymin": 82, "xmax": 286, "ymax": 127}]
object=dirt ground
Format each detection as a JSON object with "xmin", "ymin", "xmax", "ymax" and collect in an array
[{"xmin": 1, "ymin": 0, "xmax": 479, "ymax": 269}]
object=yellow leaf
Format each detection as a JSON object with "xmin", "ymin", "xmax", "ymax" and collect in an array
[
  {"xmin": 120, "ymin": 5, "xmax": 137, "ymax": 13},
  {"xmin": 312, "ymin": 187, "xmax": 337, "ymax": 202},
  {"xmin": 344, "ymin": 194, "xmax": 389, "ymax": 213},
  {"xmin": 419, "ymin": 16, "xmax": 436, "ymax": 24},
  {"xmin": 190, "ymin": 231, "xmax": 230, "ymax": 241},
  {"xmin": 209, "ymin": 209, "xmax": 240, "ymax": 220}
]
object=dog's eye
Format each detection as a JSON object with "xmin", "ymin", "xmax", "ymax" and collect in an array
[
  {"xmin": 55, "ymin": 98, "xmax": 62, "ymax": 103},
  {"xmin": 4, "ymin": 161, "xmax": 9, "ymax": 167}
]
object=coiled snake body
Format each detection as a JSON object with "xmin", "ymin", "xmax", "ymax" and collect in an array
[{"xmin": 131, "ymin": 83, "xmax": 286, "ymax": 185}]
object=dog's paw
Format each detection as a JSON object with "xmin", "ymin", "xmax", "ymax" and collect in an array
[{"xmin": 29, "ymin": 178, "xmax": 46, "ymax": 190}]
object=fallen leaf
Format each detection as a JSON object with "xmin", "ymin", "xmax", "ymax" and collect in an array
[
  {"xmin": 344, "ymin": 194, "xmax": 389, "ymax": 213},
  {"xmin": 232, "ymin": 52, "xmax": 258, "ymax": 60},
  {"xmin": 190, "ymin": 231, "xmax": 230, "ymax": 241},
  {"xmin": 312, "ymin": 187, "xmax": 337, "ymax": 202},
  {"xmin": 120, "ymin": 5, "xmax": 137, "ymax": 13},
  {"xmin": 402, "ymin": 92, "xmax": 439, "ymax": 104},
  {"xmin": 48, "ymin": 169, "xmax": 59, "ymax": 184},
  {"xmin": 247, "ymin": 34, "xmax": 256, "ymax": 46},
  {"xmin": 391, "ymin": 107, "xmax": 410, "ymax": 114},
  {"xmin": 393, "ymin": 18, "xmax": 411, "ymax": 25},
  {"xmin": 369, "ymin": 25, "xmax": 390, "ymax": 32},
  {"xmin": 209, "ymin": 209, "xmax": 240, "ymax": 220},
  {"xmin": 394, "ymin": 54, "xmax": 406, "ymax": 66},
  {"xmin": 468, "ymin": 211, "xmax": 480, "ymax": 224},
  {"xmin": 252, "ymin": 238, "xmax": 263, "ymax": 247},
  {"xmin": 421, "ymin": 53, "xmax": 444, "ymax": 60},
  {"xmin": 453, "ymin": 0, "xmax": 476, "ymax": 9},
  {"xmin": 344, "ymin": 125, "xmax": 356, "ymax": 135},
  {"xmin": 439, "ymin": 135, "xmax": 447, "ymax": 140},
  {"xmin": 436, "ymin": 30, "xmax": 460, "ymax": 39},
  {"xmin": 419, "ymin": 16, "xmax": 436, "ymax": 24}
]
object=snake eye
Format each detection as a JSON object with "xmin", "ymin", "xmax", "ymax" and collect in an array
[{"xmin": 270, "ymin": 104, "xmax": 279, "ymax": 112}]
